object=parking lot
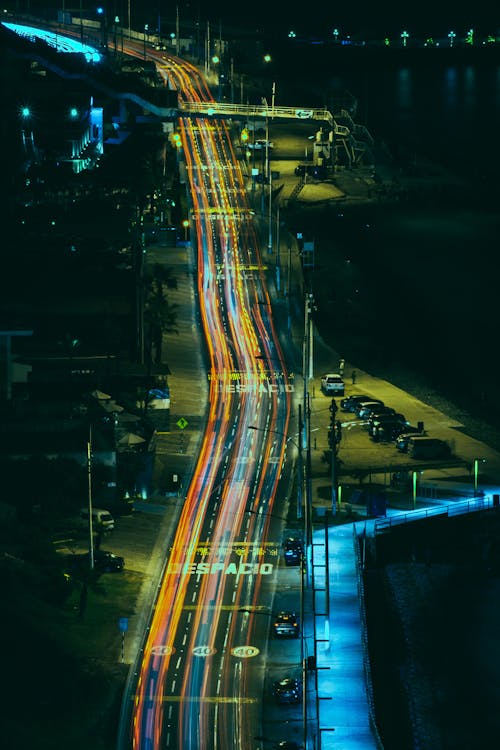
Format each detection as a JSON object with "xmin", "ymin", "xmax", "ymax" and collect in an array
[{"xmin": 308, "ymin": 367, "xmax": 500, "ymax": 513}]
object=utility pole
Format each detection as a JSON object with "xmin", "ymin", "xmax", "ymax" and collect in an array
[{"xmin": 87, "ymin": 426, "xmax": 94, "ymax": 570}]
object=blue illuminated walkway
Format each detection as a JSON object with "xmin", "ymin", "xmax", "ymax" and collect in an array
[
  {"xmin": 309, "ymin": 523, "xmax": 379, "ymax": 750},
  {"xmin": 308, "ymin": 494, "xmax": 497, "ymax": 750}
]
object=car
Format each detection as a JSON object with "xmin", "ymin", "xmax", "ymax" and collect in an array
[
  {"xmin": 92, "ymin": 550, "xmax": 125, "ymax": 572},
  {"xmin": 340, "ymin": 394, "xmax": 374, "ymax": 411},
  {"xmin": 273, "ymin": 611, "xmax": 300, "ymax": 638},
  {"xmin": 368, "ymin": 413, "xmax": 408, "ymax": 436},
  {"xmin": 353, "ymin": 399, "xmax": 384, "ymax": 417},
  {"xmin": 66, "ymin": 549, "xmax": 125, "ymax": 574},
  {"xmin": 295, "ymin": 164, "xmax": 306, "ymax": 176},
  {"xmin": 274, "ymin": 742, "xmax": 301, "ymax": 750},
  {"xmin": 273, "ymin": 677, "xmax": 303, "ymax": 704},
  {"xmin": 395, "ymin": 430, "xmax": 425, "ymax": 451},
  {"xmin": 80, "ymin": 507, "xmax": 115, "ymax": 531},
  {"xmin": 371, "ymin": 421, "xmax": 414, "ymax": 442},
  {"xmin": 284, "ymin": 537, "xmax": 303, "ymax": 566},
  {"xmin": 248, "ymin": 139, "xmax": 274, "ymax": 150},
  {"xmin": 358, "ymin": 404, "xmax": 396, "ymax": 420},
  {"xmin": 320, "ymin": 373, "xmax": 345, "ymax": 396}
]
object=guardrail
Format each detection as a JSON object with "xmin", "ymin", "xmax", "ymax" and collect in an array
[
  {"xmin": 374, "ymin": 494, "xmax": 495, "ymax": 533},
  {"xmin": 353, "ymin": 525, "xmax": 385, "ymax": 749}
]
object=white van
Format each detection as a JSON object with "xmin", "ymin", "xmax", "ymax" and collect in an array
[{"xmin": 80, "ymin": 507, "xmax": 115, "ymax": 531}]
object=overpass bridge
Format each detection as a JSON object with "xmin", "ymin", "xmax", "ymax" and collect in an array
[{"xmin": 178, "ymin": 100, "xmax": 350, "ymax": 135}]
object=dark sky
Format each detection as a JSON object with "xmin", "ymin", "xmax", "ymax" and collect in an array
[{"xmin": 181, "ymin": 0, "xmax": 498, "ymax": 38}]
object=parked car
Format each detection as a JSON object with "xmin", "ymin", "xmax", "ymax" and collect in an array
[
  {"xmin": 273, "ymin": 677, "xmax": 303, "ymax": 704},
  {"xmin": 91, "ymin": 550, "xmax": 125, "ymax": 572},
  {"xmin": 273, "ymin": 611, "xmax": 300, "ymax": 638},
  {"xmin": 248, "ymin": 139, "xmax": 274, "ymax": 150},
  {"xmin": 353, "ymin": 399, "xmax": 384, "ymax": 417},
  {"xmin": 340, "ymin": 394, "xmax": 373, "ymax": 411},
  {"xmin": 80, "ymin": 507, "xmax": 115, "ymax": 531},
  {"xmin": 358, "ymin": 404, "xmax": 396, "ymax": 420},
  {"xmin": 396, "ymin": 431, "xmax": 428, "ymax": 452},
  {"xmin": 284, "ymin": 537, "xmax": 303, "ymax": 566},
  {"xmin": 372, "ymin": 422, "xmax": 419, "ymax": 442},
  {"xmin": 368, "ymin": 413, "xmax": 408, "ymax": 436},
  {"xmin": 67, "ymin": 549, "xmax": 125, "ymax": 574},
  {"xmin": 295, "ymin": 164, "xmax": 306, "ymax": 176},
  {"xmin": 320, "ymin": 373, "xmax": 345, "ymax": 396}
]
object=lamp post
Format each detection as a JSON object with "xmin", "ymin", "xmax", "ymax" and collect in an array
[
  {"xmin": 401, "ymin": 29, "xmax": 409, "ymax": 47},
  {"xmin": 448, "ymin": 30, "xmax": 456, "ymax": 47},
  {"xmin": 143, "ymin": 23, "xmax": 148, "ymax": 59},
  {"xmin": 113, "ymin": 15, "xmax": 119, "ymax": 55},
  {"xmin": 473, "ymin": 458, "xmax": 485, "ymax": 495}
]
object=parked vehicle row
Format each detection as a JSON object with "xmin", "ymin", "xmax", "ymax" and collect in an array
[{"xmin": 341, "ymin": 394, "xmax": 451, "ymax": 458}]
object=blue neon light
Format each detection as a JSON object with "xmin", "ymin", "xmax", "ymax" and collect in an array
[{"xmin": 2, "ymin": 22, "xmax": 101, "ymax": 62}]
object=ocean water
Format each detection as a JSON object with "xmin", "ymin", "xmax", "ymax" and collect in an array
[{"xmin": 274, "ymin": 48, "xmax": 500, "ymax": 422}]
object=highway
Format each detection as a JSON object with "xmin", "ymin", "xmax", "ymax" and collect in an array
[{"xmin": 128, "ymin": 51, "xmax": 293, "ymax": 750}]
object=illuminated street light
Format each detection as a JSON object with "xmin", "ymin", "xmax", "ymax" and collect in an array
[
  {"xmin": 466, "ymin": 28, "xmax": 474, "ymax": 45},
  {"xmin": 143, "ymin": 23, "xmax": 148, "ymax": 59},
  {"xmin": 448, "ymin": 30, "xmax": 456, "ymax": 47},
  {"xmin": 473, "ymin": 458, "xmax": 486, "ymax": 495},
  {"xmin": 332, "ymin": 28, "xmax": 340, "ymax": 42},
  {"xmin": 263, "ymin": 53, "xmax": 271, "ymax": 63},
  {"xmin": 288, "ymin": 30, "xmax": 296, "ymax": 38},
  {"xmin": 401, "ymin": 30, "xmax": 409, "ymax": 47},
  {"xmin": 182, "ymin": 219, "xmax": 189, "ymax": 242},
  {"xmin": 69, "ymin": 106, "xmax": 78, "ymax": 118}
]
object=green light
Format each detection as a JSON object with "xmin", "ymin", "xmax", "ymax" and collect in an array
[
  {"xmin": 21, "ymin": 106, "xmax": 31, "ymax": 118},
  {"xmin": 263, "ymin": 53, "xmax": 271, "ymax": 63}
]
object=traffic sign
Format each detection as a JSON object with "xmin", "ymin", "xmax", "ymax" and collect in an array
[{"xmin": 176, "ymin": 417, "xmax": 188, "ymax": 430}]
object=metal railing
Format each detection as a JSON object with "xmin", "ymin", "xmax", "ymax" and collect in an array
[{"xmin": 374, "ymin": 494, "xmax": 495, "ymax": 533}]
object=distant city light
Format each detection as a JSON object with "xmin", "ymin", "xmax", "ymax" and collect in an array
[
  {"xmin": 20, "ymin": 106, "xmax": 31, "ymax": 118},
  {"xmin": 263, "ymin": 53, "xmax": 271, "ymax": 63}
]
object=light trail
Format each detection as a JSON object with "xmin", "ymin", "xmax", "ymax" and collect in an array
[{"xmin": 119, "ymin": 48, "xmax": 293, "ymax": 750}]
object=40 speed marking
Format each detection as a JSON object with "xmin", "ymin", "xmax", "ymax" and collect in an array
[
  {"xmin": 231, "ymin": 645, "xmax": 260, "ymax": 658},
  {"xmin": 150, "ymin": 645, "xmax": 175, "ymax": 656},
  {"xmin": 192, "ymin": 645, "xmax": 217, "ymax": 656}
]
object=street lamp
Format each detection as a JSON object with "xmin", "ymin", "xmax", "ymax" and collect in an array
[
  {"xmin": 448, "ymin": 30, "xmax": 456, "ymax": 47},
  {"xmin": 143, "ymin": 23, "xmax": 149, "ymax": 59},
  {"xmin": 401, "ymin": 30, "xmax": 409, "ymax": 47},
  {"xmin": 473, "ymin": 458, "xmax": 486, "ymax": 495},
  {"xmin": 182, "ymin": 219, "xmax": 189, "ymax": 242}
]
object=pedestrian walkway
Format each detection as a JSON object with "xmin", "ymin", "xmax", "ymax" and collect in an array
[
  {"xmin": 308, "ymin": 522, "xmax": 380, "ymax": 750},
  {"xmin": 146, "ymin": 243, "xmax": 208, "ymax": 496}
]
